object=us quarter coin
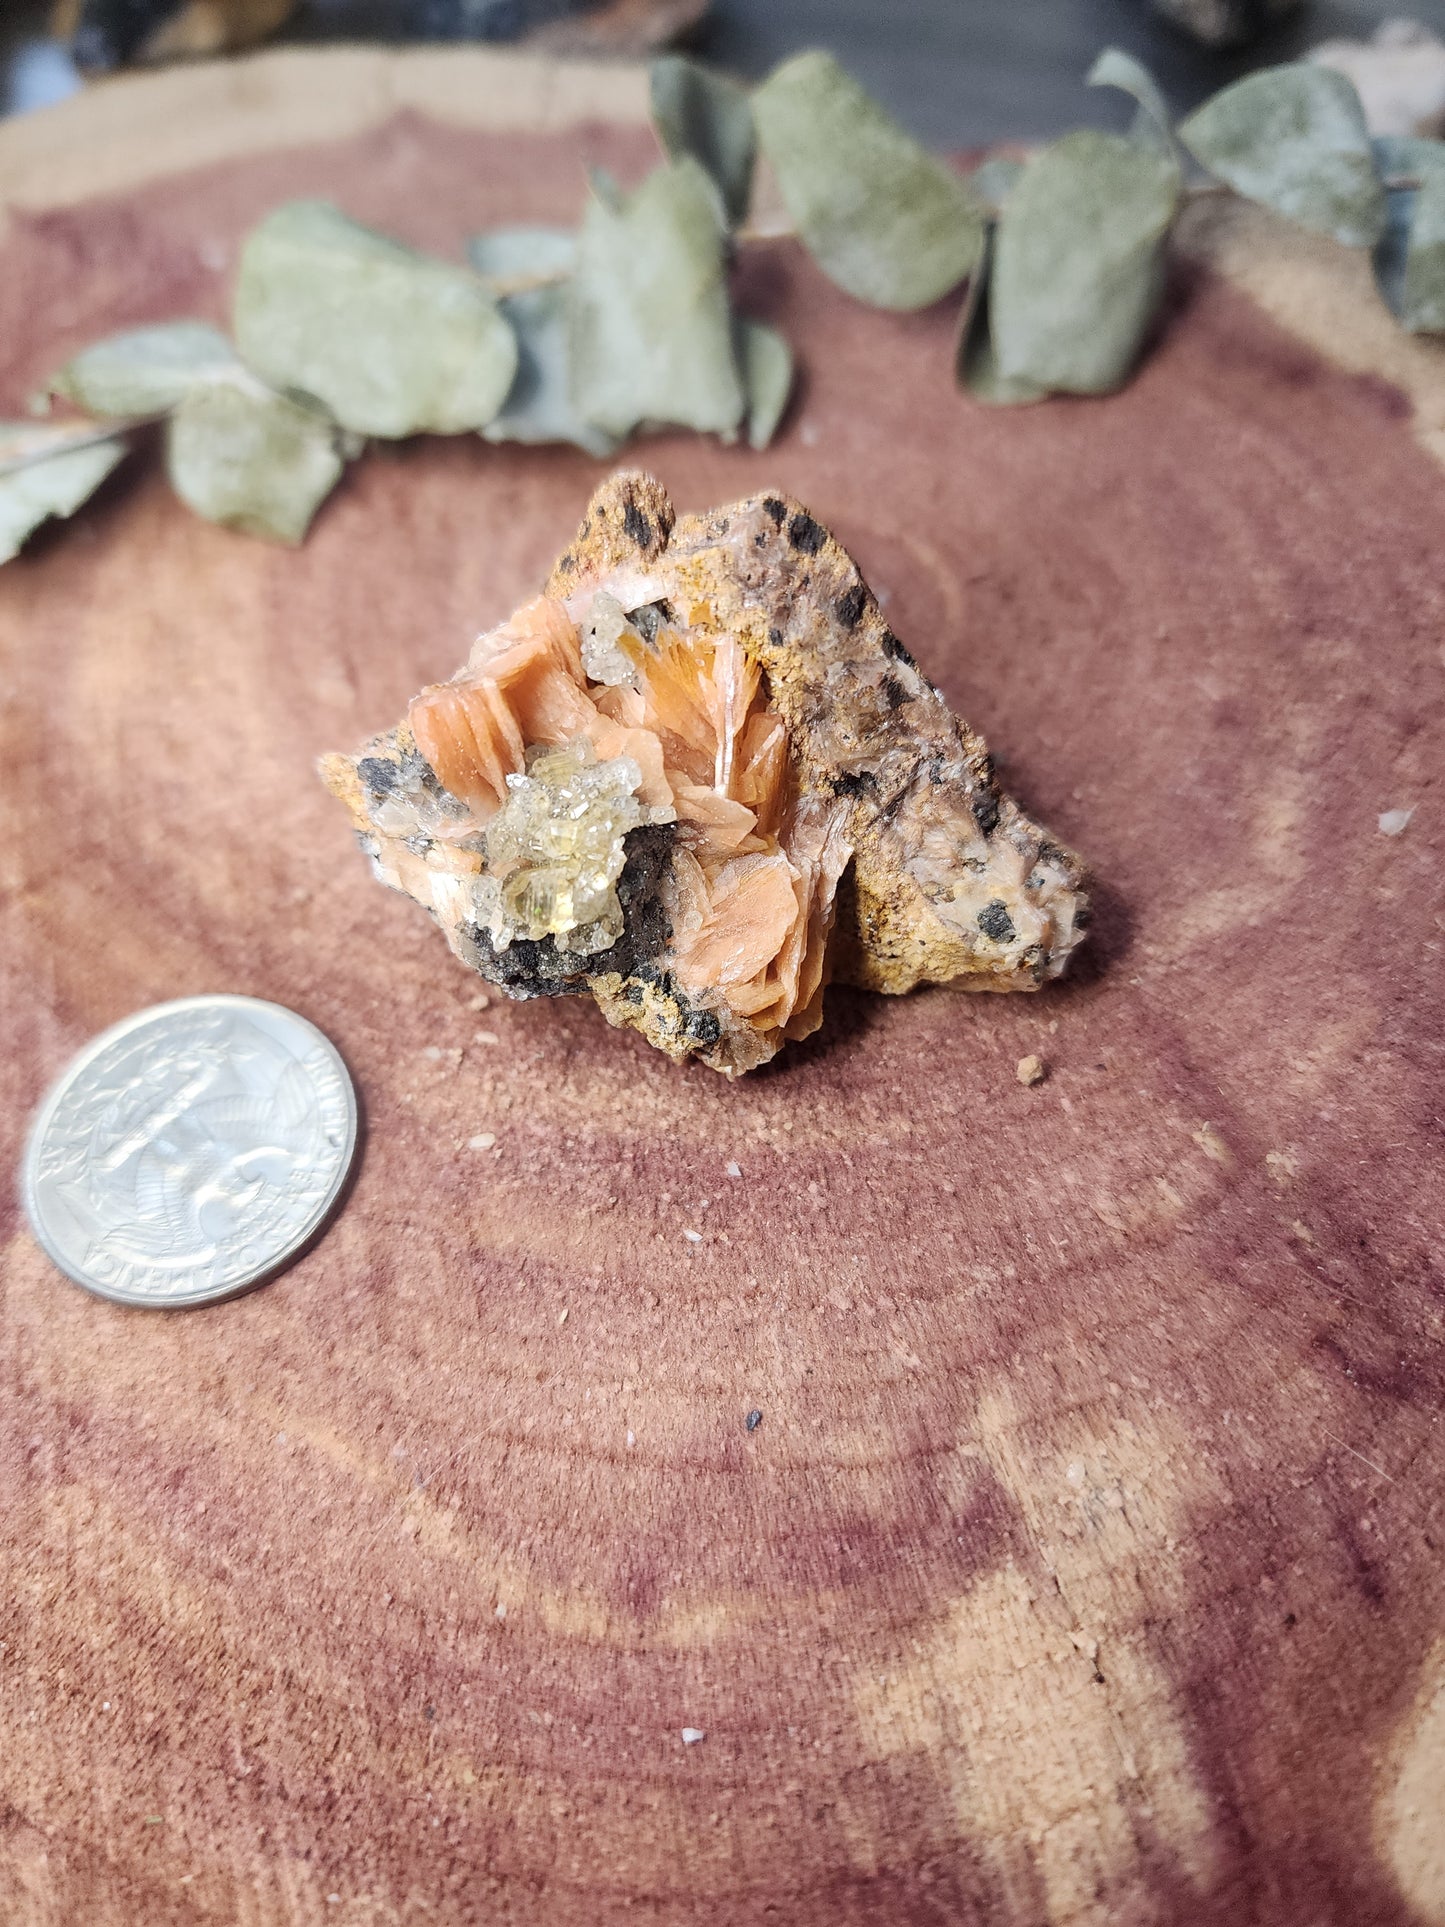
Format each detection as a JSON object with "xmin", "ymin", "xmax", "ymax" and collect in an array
[{"xmin": 21, "ymin": 995, "xmax": 358, "ymax": 1309}]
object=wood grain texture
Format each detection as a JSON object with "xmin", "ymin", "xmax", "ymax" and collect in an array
[{"xmin": 1, "ymin": 51, "xmax": 1443, "ymax": 1927}]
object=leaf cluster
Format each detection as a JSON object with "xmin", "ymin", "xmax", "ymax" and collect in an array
[{"xmin": 3, "ymin": 46, "xmax": 1439, "ymax": 562}]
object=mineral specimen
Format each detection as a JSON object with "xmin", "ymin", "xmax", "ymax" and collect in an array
[{"xmin": 321, "ymin": 473, "xmax": 1089, "ymax": 1074}]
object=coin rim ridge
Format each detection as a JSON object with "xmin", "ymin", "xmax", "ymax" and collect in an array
[{"xmin": 20, "ymin": 993, "xmax": 359, "ymax": 1311}]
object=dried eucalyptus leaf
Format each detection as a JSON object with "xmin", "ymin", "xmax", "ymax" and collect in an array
[
  {"xmin": 470, "ymin": 225, "xmax": 578, "ymax": 289},
  {"xmin": 1087, "ymin": 47, "xmax": 1175, "ymax": 155},
  {"xmin": 753, "ymin": 50, "xmax": 984, "ymax": 310},
  {"xmin": 166, "ymin": 377, "xmax": 348, "ymax": 545},
  {"xmin": 954, "ymin": 228, "xmax": 1046, "ymax": 407},
  {"xmin": 235, "ymin": 200, "xmax": 518, "ymax": 439},
  {"xmin": 969, "ymin": 157, "xmax": 1025, "ymax": 216},
  {"xmin": 1370, "ymin": 135, "xmax": 1445, "ymax": 330},
  {"xmin": 993, "ymin": 130, "xmax": 1179, "ymax": 395},
  {"xmin": 568, "ymin": 159, "xmax": 744, "ymax": 441},
  {"xmin": 51, "ymin": 322, "xmax": 237, "ymax": 419},
  {"xmin": 469, "ymin": 227, "xmax": 618, "ymax": 457},
  {"xmin": 1178, "ymin": 65, "xmax": 1385, "ymax": 249},
  {"xmin": 0, "ymin": 426, "xmax": 128, "ymax": 564},
  {"xmin": 736, "ymin": 318, "xmax": 793, "ymax": 447},
  {"xmin": 651, "ymin": 55, "xmax": 756, "ymax": 228}
]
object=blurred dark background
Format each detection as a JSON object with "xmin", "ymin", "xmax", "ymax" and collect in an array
[{"xmin": 6, "ymin": 0, "xmax": 1445, "ymax": 140}]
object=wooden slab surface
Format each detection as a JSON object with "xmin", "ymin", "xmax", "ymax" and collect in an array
[{"xmin": 0, "ymin": 48, "xmax": 1443, "ymax": 1927}]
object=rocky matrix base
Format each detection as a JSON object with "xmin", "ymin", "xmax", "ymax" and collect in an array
[{"xmin": 322, "ymin": 473, "xmax": 1090, "ymax": 1075}]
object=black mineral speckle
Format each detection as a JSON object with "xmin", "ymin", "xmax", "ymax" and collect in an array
[
  {"xmin": 768, "ymin": 626, "xmax": 784, "ymax": 648},
  {"xmin": 829, "ymin": 769, "xmax": 877, "ymax": 798},
  {"xmin": 788, "ymin": 512, "xmax": 826, "ymax": 555},
  {"xmin": 746, "ymin": 1409, "xmax": 763, "ymax": 1433},
  {"xmin": 395, "ymin": 748, "xmax": 448, "ymax": 800},
  {"xmin": 557, "ymin": 553, "xmax": 575, "ymax": 574},
  {"xmin": 881, "ymin": 630, "xmax": 916, "ymax": 667},
  {"xmin": 632, "ymin": 601, "xmax": 669, "ymax": 645},
  {"xmin": 837, "ymin": 582, "xmax": 868, "ymax": 628},
  {"xmin": 977, "ymin": 899, "xmax": 1016, "ymax": 944},
  {"xmin": 685, "ymin": 1009, "xmax": 722, "ymax": 1047},
  {"xmin": 762, "ymin": 496, "xmax": 786, "ymax": 527},
  {"xmin": 883, "ymin": 676, "xmax": 909, "ymax": 712},
  {"xmin": 972, "ymin": 791, "xmax": 1000, "ymax": 836},
  {"xmin": 623, "ymin": 502, "xmax": 653, "ymax": 549},
  {"xmin": 358, "ymin": 756, "xmax": 398, "ymax": 793}
]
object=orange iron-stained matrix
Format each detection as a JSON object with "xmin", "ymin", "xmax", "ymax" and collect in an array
[{"xmin": 321, "ymin": 473, "xmax": 1089, "ymax": 1075}]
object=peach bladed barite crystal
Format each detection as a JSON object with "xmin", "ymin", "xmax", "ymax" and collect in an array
[{"xmin": 320, "ymin": 473, "xmax": 1089, "ymax": 1075}]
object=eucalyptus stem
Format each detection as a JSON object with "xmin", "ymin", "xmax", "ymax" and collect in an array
[
  {"xmin": 476, "ymin": 268, "xmax": 571, "ymax": 300},
  {"xmin": 734, "ymin": 215, "xmax": 799, "ymax": 245}
]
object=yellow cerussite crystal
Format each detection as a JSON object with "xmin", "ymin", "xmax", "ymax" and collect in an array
[
  {"xmin": 481, "ymin": 743, "xmax": 658, "ymax": 955},
  {"xmin": 320, "ymin": 473, "xmax": 1090, "ymax": 1075}
]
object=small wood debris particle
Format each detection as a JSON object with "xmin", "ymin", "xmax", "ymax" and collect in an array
[
  {"xmin": 1291, "ymin": 1220, "xmax": 1316, "ymax": 1246},
  {"xmin": 422, "ymin": 1045, "xmax": 443, "ymax": 1061},
  {"xmin": 683, "ymin": 1228, "xmax": 703, "ymax": 1243},
  {"xmin": 626, "ymin": 1430, "xmax": 636, "ymax": 1448},
  {"xmin": 746, "ymin": 1409, "xmax": 763, "ymax": 1433},
  {"xmin": 725, "ymin": 1160, "xmax": 742, "ymax": 1178},
  {"xmin": 1016, "ymin": 1054, "xmax": 1046, "ymax": 1087},
  {"xmin": 1191, "ymin": 1123, "xmax": 1231, "ymax": 1165},
  {"xmin": 681, "ymin": 1727, "xmax": 706, "ymax": 1745},
  {"xmin": 1378, "ymin": 807, "xmax": 1414, "ymax": 836},
  {"xmin": 1266, "ymin": 1150, "xmax": 1296, "ymax": 1186},
  {"xmin": 558, "ymin": 1307, "xmax": 569, "ymax": 1326},
  {"xmin": 474, "ymin": 1030, "xmax": 500, "ymax": 1046},
  {"xmin": 495, "ymin": 1602, "xmax": 507, "ymax": 1620},
  {"xmin": 467, "ymin": 991, "xmax": 491, "ymax": 1010},
  {"xmin": 468, "ymin": 1132, "xmax": 496, "ymax": 1151}
]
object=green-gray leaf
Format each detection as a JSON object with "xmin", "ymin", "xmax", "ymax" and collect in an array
[
  {"xmin": 650, "ymin": 55, "xmax": 756, "ymax": 228},
  {"xmin": 954, "ymin": 227, "xmax": 1045, "ymax": 407},
  {"xmin": 469, "ymin": 226, "xmax": 618, "ymax": 457},
  {"xmin": 753, "ymin": 50, "xmax": 984, "ymax": 310},
  {"xmin": 736, "ymin": 318, "xmax": 793, "ymax": 447},
  {"xmin": 234, "ymin": 201, "xmax": 518, "ymax": 439},
  {"xmin": 1178, "ymin": 65, "xmax": 1385, "ymax": 249},
  {"xmin": 1087, "ymin": 47, "xmax": 1175, "ymax": 155},
  {"xmin": 568, "ymin": 160, "xmax": 744, "ymax": 441},
  {"xmin": 969, "ymin": 157, "xmax": 1024, "ymax": 216},
  {"xmin": 1370, "ymin": 135, "xmax": 1445, "ymax": 331},
  {"xmin": 992, "ymin": 129, "xmax": 1179, "ymax": 395},
  {"xmin": 51, "ymin": 322, "xmax": 238, "ymax": 419},
  {"xmin": 166, "ymin": 377, "xmax": 349, "ymax": 544},
  {"xmin": 0, "ymin": 423, "xmax": 128, "ymax": 564}
]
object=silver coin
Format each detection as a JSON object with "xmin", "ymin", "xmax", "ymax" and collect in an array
[{"xmin": 21, "ymin": 995, "xmax": 358, "ymax": 1309}]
